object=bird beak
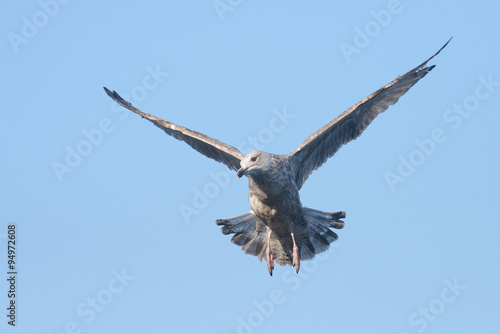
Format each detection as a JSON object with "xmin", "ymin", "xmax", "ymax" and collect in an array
[{"xmin": 237, "ymin": 167, "xmax": 248, "ymax": 179}]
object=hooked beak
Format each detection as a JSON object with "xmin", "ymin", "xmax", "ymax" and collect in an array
[{"xmin": 237, "ymin": 167, "xmax": 249, "ymax": 179}]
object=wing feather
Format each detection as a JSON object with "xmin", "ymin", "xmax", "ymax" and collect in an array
[
  {"xmin": 104, "ymin": 88, "xmax": 244, "ymax": 171},
  {"xmin": 289, "ymin": 39, "xmax": 451, "ymax": 189}
]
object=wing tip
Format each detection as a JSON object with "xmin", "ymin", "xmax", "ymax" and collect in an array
[
  {"xmin": 431, "ymin": 36, "xmax": 452, "ymax": 61},
  {"xmin": 103, "ymin": 86, "xmax": 115, "ymax": 99},
  {"xmin": 103, "ymin": 87, "xmax": 133, "ymax": 108},
  {"xmin": 415, "ymin": 37, "xmax": 452, "ymax": 72}
]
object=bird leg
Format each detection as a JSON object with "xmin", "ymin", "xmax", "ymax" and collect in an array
[
  {"xmin": 266, "ymin": 232, "xmax": 274, "ymax": 276},
  {"xmin": 290, "ymin": 232, "xmax": 300, "ymax": 273}
]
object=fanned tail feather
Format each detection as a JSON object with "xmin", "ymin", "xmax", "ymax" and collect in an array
[
  {"xmin": 297, "ymin": 207, "xmax": 345, "ymax": 260},
  {"xmin": 216, "ymin": 212, "xmax": 268, "ymax": 261},
  {"xmin": 216, "ymin": 208, "xmax": 345, "ymax": 267}
]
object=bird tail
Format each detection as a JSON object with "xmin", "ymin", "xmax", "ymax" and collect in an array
[
  {"xmin": 216, "ymin": 209, "xmax": 346, "ymax": 266},
  {"xmin": 297, "ymin": 208, "xmax": 345, "ymax": 260},
  {"xmin": 216, "ymin": 211, "xmax": 269, "ymax": 261}
]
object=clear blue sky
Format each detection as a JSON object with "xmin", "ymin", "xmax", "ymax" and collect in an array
[{"xmin": 2, "ymin": 1, "xmax": 499, "ymax": 333}]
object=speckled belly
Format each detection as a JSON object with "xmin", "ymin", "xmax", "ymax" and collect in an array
[{"xmin": 248, "ymin": 185, "xmax": 303, "ymax": 237}]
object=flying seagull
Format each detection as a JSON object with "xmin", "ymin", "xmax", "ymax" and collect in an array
[{"xmin": 104, "ymin": 39, "xmax": 449, "ymax": 276}]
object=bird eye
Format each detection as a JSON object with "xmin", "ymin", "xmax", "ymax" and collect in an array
[{"xmin": 251, "ymin": 156, "xmax": 257, "ymax": 162}]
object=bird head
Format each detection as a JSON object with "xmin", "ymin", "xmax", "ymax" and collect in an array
[{"xmin": 237, "ymin": 151, "xmax": 271, "ymax": 179}]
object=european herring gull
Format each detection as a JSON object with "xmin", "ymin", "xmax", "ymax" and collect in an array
[{"xmin": 104, "ymin": 39, "xmax": 449, "ymax": 276}]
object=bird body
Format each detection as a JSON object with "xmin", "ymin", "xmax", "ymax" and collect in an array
[
  {"xmin": 104, "ymin": 39, "xmax": 450, "ymax": 276},
  {"xmin": 221, "ymin": 151, "xmax": 345, "ymax": 274}
]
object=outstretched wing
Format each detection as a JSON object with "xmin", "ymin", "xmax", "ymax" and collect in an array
[
  {"xmin": 289, "ymin": 39, "xmax": 450, "ymax": 189},
  {"xmin": 104, "ymin": 88, "xmax": 244, "ymax": 171}
]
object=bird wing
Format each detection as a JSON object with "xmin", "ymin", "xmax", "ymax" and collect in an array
[
  {"xmin": 289, "ymin": 39, "xmax": 450, "ymax": 189},
  {"xmin": 104, "ymin": 88, "xmax": 244, "ymax": 171}
]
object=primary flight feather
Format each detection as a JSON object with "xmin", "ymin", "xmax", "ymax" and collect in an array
[{"xmin": 104, "ymin": 39, "xmax": 449, "ymax": 276}]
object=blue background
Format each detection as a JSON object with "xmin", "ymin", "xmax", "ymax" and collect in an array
[{"xmin": 2, "ymin": 1, "xmax": 499, "ymax": 333}]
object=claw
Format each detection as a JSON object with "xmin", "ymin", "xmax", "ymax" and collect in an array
[{"xmin": 291, "ymin": 232, "xmax": 300, "ymax": 273}]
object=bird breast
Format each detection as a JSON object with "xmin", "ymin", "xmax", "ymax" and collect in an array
[{"xmin": 247, "ymin": 166, "xmax": 302, "ymax": 231}]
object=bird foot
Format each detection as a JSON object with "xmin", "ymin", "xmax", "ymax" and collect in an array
[
  {"xmin": 291, "ymin": 232, "xmax": 300, "ymax": 273},
  {"xmin": 266, "ymin": 245, "xmax": 274, "ymax": 276},
  {"xmin": 293, "ymin": 245, "xmax": 300, "ymax": 273}
]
